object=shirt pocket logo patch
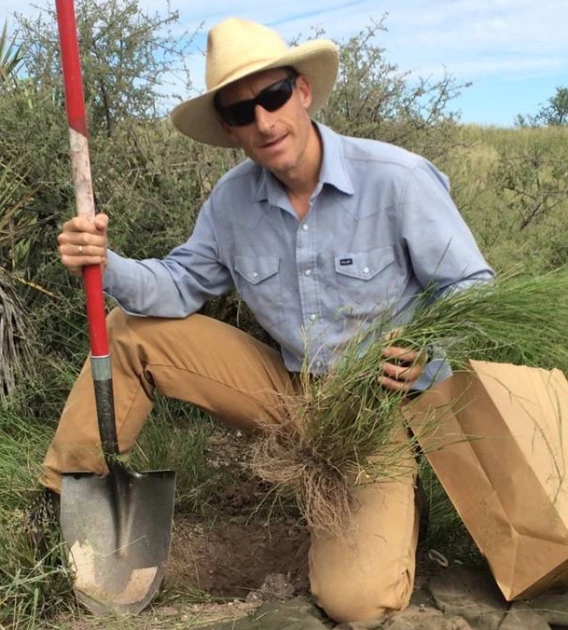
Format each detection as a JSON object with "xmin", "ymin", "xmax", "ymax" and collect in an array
[{"xmin": 333, "ymin": 246, "xmax": 401, "ymax": 316}]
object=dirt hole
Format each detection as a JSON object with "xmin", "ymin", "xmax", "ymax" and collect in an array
[{"xmin": 167, "ymin": 516, "xmax": 310, "ymax": 598}]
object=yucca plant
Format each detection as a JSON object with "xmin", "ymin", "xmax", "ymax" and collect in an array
[
  {"xmin": 0, "ymin": 20, "xmax": 22, "ymax": 86},
  {"xmin": 0, "ymin": 272, "xmax": 36, "ymax": 397},
  {"xmin": 0, "ymin": 161, "xmax": 41, "ymax": 397},
  {"xmin": 252, "ymin": 269, "xmax": 568, "ymax": 535}
]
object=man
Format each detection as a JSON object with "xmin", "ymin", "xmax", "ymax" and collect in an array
[{"xmin": 45, "ymin": 17, "xmax": 493, "ymax": 624}]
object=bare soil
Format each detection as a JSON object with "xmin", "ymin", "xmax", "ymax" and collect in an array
[
  {"xmin": 167, "ymin": 516, "xmax": 310, "ymax": 599},
  {"xmin": 164, "ymin": 428, "xmax": 310, "ymax": 598}
]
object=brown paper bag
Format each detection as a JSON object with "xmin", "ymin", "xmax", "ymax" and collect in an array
[{"xmin": 403, "ymin": 359, "xmax": 568, "ymax": 600}]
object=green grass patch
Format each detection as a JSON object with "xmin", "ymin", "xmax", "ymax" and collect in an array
[
  {"xmin": 131, "ymin": 398, "xmax": 222, "ymax": 515},
  {"xmin": 0, "ymin": 400, "xmax": 74, "ymax": 627}
]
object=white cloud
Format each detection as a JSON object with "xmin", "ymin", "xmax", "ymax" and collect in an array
[
  {"xmin": 152, "ymin": 0, "xmax": 568, "ymax": 87},
  {"xmin": 385, "ymin": 0, "xmax": 568, "ymax": 73},
  {"xmin": 411, "ymin": 56, "xmax": 568, "ymax": 82},
  {"xmin": 2, "ymin": 0, "xmax": 566, "ymax": 111}
]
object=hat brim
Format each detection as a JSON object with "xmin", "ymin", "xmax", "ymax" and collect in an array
[{"xmin": 170, "ymin": 40, "xmax": 339, "ymax": 147}]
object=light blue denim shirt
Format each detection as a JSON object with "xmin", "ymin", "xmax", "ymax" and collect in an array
[{"xmin": 103, "ymin": 122, "xmax": 494, "ymax": 387}]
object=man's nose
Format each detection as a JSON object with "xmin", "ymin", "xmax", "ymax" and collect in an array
[{"xmin": 254, "ymin": 104, "xmax": 276, "ymax": 134}]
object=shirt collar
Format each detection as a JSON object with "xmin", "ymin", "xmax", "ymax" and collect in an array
[
  {"xmin": 315, "ymin": 122, "xmax": 354, "ymax": 196},
  {"xmin": 253, "ymin": 122, "xmax": 355, "ymax": 205}
]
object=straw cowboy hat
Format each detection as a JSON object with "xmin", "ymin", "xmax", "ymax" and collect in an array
[{"xmin": 170, "ymin": 17, "xmax": 339, "ymax": 147}]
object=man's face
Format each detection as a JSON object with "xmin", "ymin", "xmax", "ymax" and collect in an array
[{"xmin": 216, "ymin": 68, "xmax": 314, "ymax": 178}]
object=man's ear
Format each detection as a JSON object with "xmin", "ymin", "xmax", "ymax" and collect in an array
[{"xmin": 296, "ymin": 74, "xmax": 313, "ymax": 110}]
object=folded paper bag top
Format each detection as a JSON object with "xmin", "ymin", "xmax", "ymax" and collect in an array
[{"xmin": 404, "ymin": 360, "xmax": 568, "ymax": 601}]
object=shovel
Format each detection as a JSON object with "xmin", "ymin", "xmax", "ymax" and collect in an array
[{"xmin": 55, "ymin": 0, "xmax": 176, "ymax": 615}]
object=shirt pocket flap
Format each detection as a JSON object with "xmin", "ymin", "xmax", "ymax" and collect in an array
[
  {"xmin": 235, "ymin": 255, "xmax": 280, "ymax": 285},
  {"xmin": 334, "ymin": 246, "xmax": 395, "ymax": 280}
]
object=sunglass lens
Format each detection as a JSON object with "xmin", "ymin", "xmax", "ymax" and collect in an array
[
  {"xmin": 225, "ymin": 101, "xmax": 256, "ymax": 126},
  {"xmin": 258, "ymin": 80, "xmax": 293, "ymax": 112}
]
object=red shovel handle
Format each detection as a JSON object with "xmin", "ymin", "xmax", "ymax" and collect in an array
[{"xmin": 55, "ymin": 0, "xmax": 108, "ymax": 358}]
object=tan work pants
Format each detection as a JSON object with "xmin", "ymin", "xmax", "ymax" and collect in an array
[{"xmin": 42, "ymin": 308, "xmax": 419, "ymax": 624}]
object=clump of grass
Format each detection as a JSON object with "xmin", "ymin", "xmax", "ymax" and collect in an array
[
  {"xmin": 0, "ymin": 400, "xmax": 74, "ymax": 627},
  {"xmin": 252, "ymin": 359, "xmax": 413, "ymax": 535},
  {"xmin": 252, "ymin": 268, "xmax": 568, "ymax": 536}
]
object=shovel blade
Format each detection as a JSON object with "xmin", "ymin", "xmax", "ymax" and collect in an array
[{"xmin": 60, "ymin": 470, "xmax": 176, "ymax": 615}]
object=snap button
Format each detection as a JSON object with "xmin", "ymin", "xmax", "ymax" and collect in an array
[
  {"xmin": 363, "ymin": 267, "xmax": 370, "ymax": 274},
  {"xmin": 304, "ymin": 269, "xmax": 312, "ymax": 277},
  {"xmin": 310, "ymin": 313, "xmax": 317, "ymax": 321}
]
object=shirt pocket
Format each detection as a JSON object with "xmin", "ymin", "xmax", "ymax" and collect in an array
[
  {"xmin": 234, "ymin": 255, "xmax": 285, "ymax": 330},
  {"xmin": 334, "ymin": 246, "xmax": 401, "ymax": 318}
]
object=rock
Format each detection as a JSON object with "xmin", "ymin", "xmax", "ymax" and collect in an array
[
  {"xmin": 245, "ymin": 590, "xmax": 264, "ymax": 604},
  {"xmin": 259, "ymin": 572, "xmax": 296, "ymax": 601},
  {"xmin": 385, "ymin": 608, "xmax": 472, "ymax": 630},
  {"xmin": 336, "ymin": 605, "xmax": 473, "ymax": 629},
  {"xmin": 195, "ymin": 596, "xmax": 331, "ymax": 630},
  {"xmin": 498, "ymin": 602, "xmax": 550, "ymax": 630},
  {"xmin": 524, "ymin": 591, "xmax": 568, "ymax": 626},
  {"xmin": 429, "ymin": 564, "xmax": 508, "ymax": 630},
  {"xmin": 243, "ymin": 573, "xmax": 296, "ymax": 605}
]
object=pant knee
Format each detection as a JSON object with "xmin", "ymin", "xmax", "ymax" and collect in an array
[
  {"xmin": 311, "ymin": 569, "xmax": 412, "ymax": 623},
  {"xmin": 106, "ymin": 306, "xmax": 131, "ymax": 334}
]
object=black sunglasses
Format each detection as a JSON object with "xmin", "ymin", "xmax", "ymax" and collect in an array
[{"xmin": 215, "ymin": 75, "xmax": 297, "ymax": 127}]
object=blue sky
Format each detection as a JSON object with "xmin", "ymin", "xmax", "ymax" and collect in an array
[{"xmin": 2, "ymin": 0, "xmax": 567, "ymax": 127}]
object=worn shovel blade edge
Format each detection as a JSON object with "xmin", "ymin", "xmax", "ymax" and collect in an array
[{"xmin": 60, "ymin": 472, "xmax": 176, "ymax": 616}]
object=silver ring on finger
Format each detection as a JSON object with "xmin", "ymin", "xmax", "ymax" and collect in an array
[{"xmin": 78, "ymin": 245, "xmax": 83, "ymax": 255}]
